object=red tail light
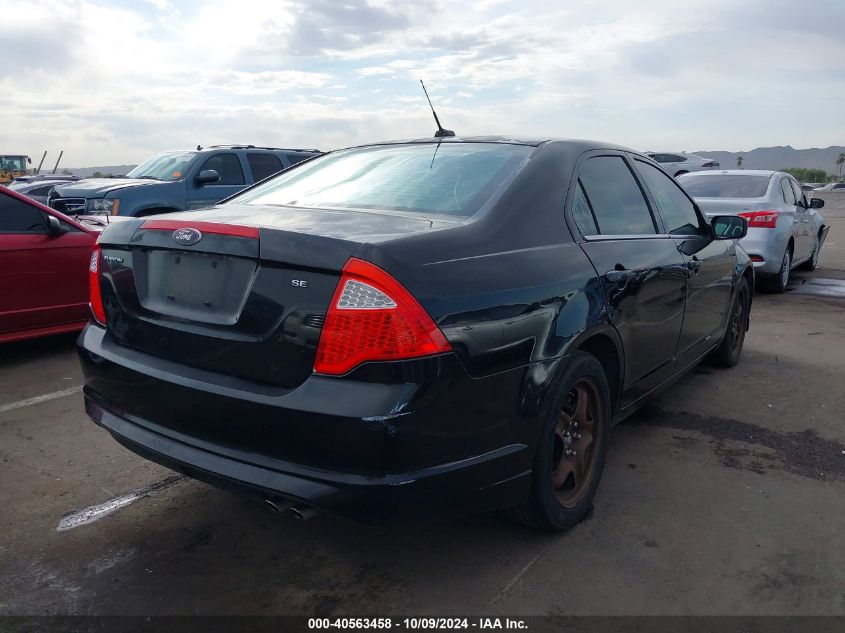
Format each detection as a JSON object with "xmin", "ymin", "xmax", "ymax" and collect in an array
[
  {"xmin": 314, "ymin": 258, "xmax": 451, "ymax": 375},
  {"xmin": 738, "ymin": 210, "xmax": 779, "ymax": 228},
  {"xmin": 88, "ymin": 245, "xmax": 107, "ymax": 325}
]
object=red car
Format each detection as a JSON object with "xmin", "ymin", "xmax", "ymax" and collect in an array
[{"xmin": 0, "ymin": 186, "xmax": 99, "ymax": 343}]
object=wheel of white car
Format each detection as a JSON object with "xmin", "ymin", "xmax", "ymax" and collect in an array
[
  {"xmin": 773, "ymin": 248, "xmax": 791, "ymax": 293},
  {"xmin": 800, "ymin": 236, "xmax": 820, "ymax": 271}
]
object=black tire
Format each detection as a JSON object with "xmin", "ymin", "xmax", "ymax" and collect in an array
[
  {"xmin": 710, "ymin": 278, "xmax": 749, "ymax": 368},
  {"xmin": 760, "ymin": 247, "xmax": 791, "ymax": 293},
  {"xmin": 799, "ymin": 235, "xmax": 820, "ymax": 271},
  {"xmin": 674, "ymin": 170, "xmax": 689, "ymax": 178},
  {"xmin": 506, "ymin": 352, "xmax": 612, "ymax": 531}
]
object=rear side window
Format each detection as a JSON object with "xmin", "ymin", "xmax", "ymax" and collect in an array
[
  {"xmin": 198, "ymin": 153, "xmax": 245, "ymax": 185},
  {"xmin": 780, "ymin": 179, "xmax": 795, "ymax": 205},
  {"xmin": 286, "ymin": 153, "xmax": 311, "ymax": 166},
  {"xmin": 679, "ymin": 174, "xmax": 771, "ymax": 198},
  {"xmin": 635, "ymin": 160, "xmax": 703, "ymax": 235},
  {"xmin": 578, "ymin": 156, "xmax": 656, "ymax": 235},
  {"xmin": 571, "ymin": 181, "xmax": 599, "ymax": 236},
  {"xmin": 789, "ymin": 180, "xmax": 805, "ymax": 207},
  {"xmin": 247, "ymin": 154, "xmax": 284, "ymax": 181},
  {"xmin": 0, "ymin": 194, "xmax": 46, "ymax": 233},
  {"xmin": 232, "ymin": 143, "xmax": 533, "ymax": 217}
]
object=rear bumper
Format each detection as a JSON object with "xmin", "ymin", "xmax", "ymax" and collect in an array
[
  {"xmin": 740, "ymin": 228, "xmax": 789, "ymax": 275},
  {"xmin": 78, "ymin": 325, "xmax": 534, "ymax": 523}
]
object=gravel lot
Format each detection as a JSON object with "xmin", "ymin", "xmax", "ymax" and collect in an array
[{"xmin": 1, "ymin": 202, "xmax": 843, "ymax": 616}]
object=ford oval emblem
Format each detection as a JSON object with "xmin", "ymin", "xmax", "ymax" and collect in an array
[{"xmin": 172, "ymin": 227, "xmax": 203, "ymax": 246}]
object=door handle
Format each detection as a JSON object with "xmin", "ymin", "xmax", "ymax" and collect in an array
[
  {"xmin": 687, "ymin": 258, "xmax": 701, "ymax": 274},
  {"xmin": 604, "ymin": 268, "xmax": 633, "ymax": 283}
]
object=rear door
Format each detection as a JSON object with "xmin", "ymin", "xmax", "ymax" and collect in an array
[
  {"xmin": 788, "ymin": 177, "xmax": 814, "ymax": 262},
  {"xmin": 0, "ymin": 192, "xmax": 94, "ymax": 335},
  {"xmin": 188, "ymin": 152, "xmax": 248, "ymax": 209},
  {"xmin": 779, "ymin": 177, "xmax": 811, "ymax": 262},
  {"xmin": 571, "ymin": 153, "xmax": 687, "ymax": 408},
  {"xmin": 633, "ymin": 158, "xmax": 734, "ymax": 367}
]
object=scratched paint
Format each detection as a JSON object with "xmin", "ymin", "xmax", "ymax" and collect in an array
[{"xmin": 56, "ymin": 475, "xmax": 186, "ymax": 532}]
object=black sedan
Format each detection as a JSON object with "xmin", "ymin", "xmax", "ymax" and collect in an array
[{"xmin": 79, "ymin": 137, "xmax": 752, "ymax": 530}]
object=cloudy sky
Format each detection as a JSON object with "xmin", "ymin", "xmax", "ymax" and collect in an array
[{"xmin": 3, "ymin": 0, "xmax": 844, "ymax": 166}]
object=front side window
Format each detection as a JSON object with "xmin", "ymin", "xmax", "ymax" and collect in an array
[
  {"xmin": 1, "ymin": 156, "xmax": 27, "ymax": 172},
  {"xmin": 126, "ymin": 151, "xmax": 197, "ymax": 182},
  {"xmin": 198, "ymin": 153, "xmax": 245, "ymax": 185},
  {"xmin": 0, "ymin": 194, "xmax": 46, "ymax": 233},
  {"xmin": 635, "ymin": 160, "xmax": 702, "ymax": 235},
  {"xmin": 577, "ymin": 156, "xmax": 656, "ymax": 235},
  {"xmin": 231, "ymin": 143, "xmax": 533, "ymax": 217}
]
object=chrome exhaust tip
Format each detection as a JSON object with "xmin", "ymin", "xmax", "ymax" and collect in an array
[
  {"xmin": 290, "ymin": 503, "xmax": 318, "ymax": 520},
  {"xmin": 264, "ymin": 499, "xmax": 290, "ymax": 513}
]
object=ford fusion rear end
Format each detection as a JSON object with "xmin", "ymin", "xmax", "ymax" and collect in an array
[{"xmin": 78, "ymin": 142, "xmax": 540, "ymax": 522}]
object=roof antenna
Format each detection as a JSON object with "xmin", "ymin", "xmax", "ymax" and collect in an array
[{"xmin": 420, "ymin": 80, "xmax": 455, "ymax": 138}]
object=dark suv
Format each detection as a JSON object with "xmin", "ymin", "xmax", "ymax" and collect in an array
[{"xmin": 49, "ymin": 145, "xmax": 320, "ymax": 217}]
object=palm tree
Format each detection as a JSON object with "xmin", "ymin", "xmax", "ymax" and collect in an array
[
  {"xmin": 836, "ymin": 153, "xmax": 845, "ymax": 181},
  {"xmin": 737, "ymin": 156, "xmax": 744, "ymax": 169}
]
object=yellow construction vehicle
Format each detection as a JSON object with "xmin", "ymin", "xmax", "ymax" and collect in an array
[{"xmin": 0, "ymin": 155, "xmax": 32, "ymax": 185}]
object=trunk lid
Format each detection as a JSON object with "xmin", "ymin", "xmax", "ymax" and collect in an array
[
  {"xmin": 695, "ymin": 197, "xmax": 763, "ymax": 216},
  {"xmin": 98, "ymin": 204, "xmax": 451, "ymax": 388}
]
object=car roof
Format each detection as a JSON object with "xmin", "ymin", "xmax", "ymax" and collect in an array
[
  {"xmin": 343, "ymin": 135, "xmax": 640, "ymax": 155},
  {"xmin": 680, "ymin": 169, "xmax": 777, "ymax": 177}
]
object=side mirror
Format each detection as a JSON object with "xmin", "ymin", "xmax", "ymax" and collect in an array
[
  {"xmin": 710, "ymin": 215, "xmax": 748, "ymax": 240},
  {"xmin": 46, "ymin": 214, "xmax": 68, "ymax": 237},
  {"xmin": 195, "ymin": 169, "xmax": 221, "ymax": 186},
  {"xmin": 809, "ymin": 198, "xmax": 825, "ymax": 209}
]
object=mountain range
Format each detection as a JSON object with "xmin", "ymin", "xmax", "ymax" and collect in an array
[{"xmin": 690, "ymin": 146, "xmax": 845, "ymax": 174}]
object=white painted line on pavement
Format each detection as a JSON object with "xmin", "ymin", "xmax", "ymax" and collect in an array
[
  {"xmin": 57, "ymin": 475, "xmax": 187, "ymax": 532},
  {"xmin": 0, "ymin": 385, "xmax": 83, "ymax": 414}
]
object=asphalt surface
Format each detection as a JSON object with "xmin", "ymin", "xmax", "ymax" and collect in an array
[{"xmin": 1, "ymin": 203, "xmax": 844, "ymax": 616}]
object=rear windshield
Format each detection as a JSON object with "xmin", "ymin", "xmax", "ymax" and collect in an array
[
  {"xmin": 678, "ymin": 174, "xmax": 771, "ymax": 198},
  {"xmin": 230, "ymin": 143, "xmax": 533, "ymax": 217}
]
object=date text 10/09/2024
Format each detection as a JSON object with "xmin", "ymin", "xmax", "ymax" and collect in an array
[{"xmin": 308, "ymin": 618, "xmax": 529, "ymax": 630}]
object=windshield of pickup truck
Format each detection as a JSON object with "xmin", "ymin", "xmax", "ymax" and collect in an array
[
  {"xmin": 125, "ymin": 151, "xmax": 197, "ymax": 182},
  {"xmin": 230, "ymin": 143, "xmax": 533, "ymax": 217}
]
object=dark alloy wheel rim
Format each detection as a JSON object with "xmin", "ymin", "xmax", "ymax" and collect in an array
[{"xmin": 551, "ymin": 379, "xmax": 603, "ymax": 508}]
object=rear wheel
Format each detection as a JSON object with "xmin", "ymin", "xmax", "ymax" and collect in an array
[
  {"xmin": 710, "ymin": 278, "xmax": 749, "ymax": 368},
  {"xmin": 800, "ymin": 236, "xmax": 820, "ymax": 271},
  {"xmin": 506, "ymin": 353, "xmax": 611, "ymax": 531},
  {"xmin": 674, "ymin": 170, "xmax": 688, "ymax": 178},
  {"xmin": 761, "ymin": 247, "xmax": 791, "ymax": 293}
]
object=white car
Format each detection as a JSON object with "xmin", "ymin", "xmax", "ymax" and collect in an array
[
  {"xmin": 646, "ymin": 152, "xmax": 720, "ymax": 177},
  {"xmin": 679, "ymin": 170, "xmax": 829, "ymax": 293}
]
